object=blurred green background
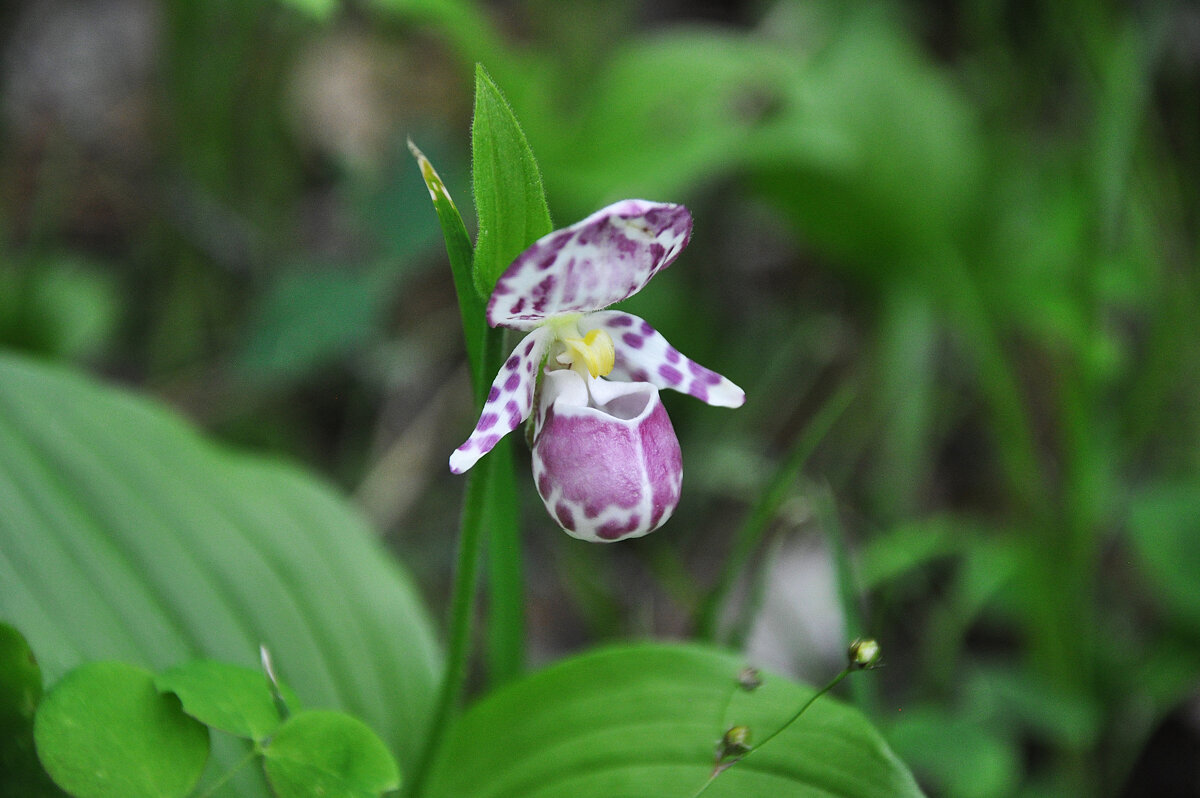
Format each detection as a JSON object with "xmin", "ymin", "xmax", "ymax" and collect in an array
[{"xmin": 2, "ymin": 0, "xmax": 1198, "ymax": 795}]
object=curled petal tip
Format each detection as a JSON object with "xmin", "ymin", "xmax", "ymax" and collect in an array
[
  {"xmin": 711, "ymin": 382, "xmax": 746, "ymax": 408},
  {"xmin": 448, "ymin": 448, "xmax": 473, "ymax": 475}
]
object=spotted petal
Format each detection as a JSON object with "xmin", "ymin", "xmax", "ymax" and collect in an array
[
  {"xmin": 532, "ymin": 369, "xmax": 682, "ymax": 542},
  {"xmin": 486, "ymin": 200, "xmax": 692, "ymax": 330},
  {"xmin": 449, "ymin": 327, "xmax": 551, "ymax": 474},
  {"xmin": 582, "ymin": 311, "xmax": 746, "ymax": 408}
]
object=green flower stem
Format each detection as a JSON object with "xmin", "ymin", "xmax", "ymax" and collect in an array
[
  {"xmin": 746, "ymin": 668, "xmax": 850, "ymax": 760},
  {"xmin": 484, "ymin": 431, "xmax": 525, "ymax": 686},
  {"xmin": 690, "ymin": 668, "xmax": 852, "ymax": 798},
  {"xmin": 406, "ymin": 445, "xmax": 495, "ymax": 798}
]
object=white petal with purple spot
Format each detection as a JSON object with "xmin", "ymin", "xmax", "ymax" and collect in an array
[
  {"xmin": 531, "ymin": 370, "xmax": 682, "ymax": 542},
  {"xmin": 581, "ymin": 311, "xmax": 746, "ymax": 408},
  {"xmin": 449, "ymin": 327, "xmax": 551, "ymax": 474},
  {"xmin": 487, "ymin": 200, "xmax": 693, "ymax": 330}
]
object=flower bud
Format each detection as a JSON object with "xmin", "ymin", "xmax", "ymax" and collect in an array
[{"xmin": 848, "ymin": 638, "xmax": 881, "ymax": 670}]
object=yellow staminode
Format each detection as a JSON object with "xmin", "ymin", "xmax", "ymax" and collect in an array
[{"xmin": 563, "ymin": 329, "xmax": 616, "ymax": 378}]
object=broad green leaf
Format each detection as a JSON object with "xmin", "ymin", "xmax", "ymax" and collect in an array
[
  {"xmin": 34, "ymin": 661, "xmax": 209, "ymax": 798},
  {"xmin": 748, "ymin": 11, "xmax": 981, "ymax": 274},
  {"xmin": 156, "ymin": 660, "xmax": 299, "ymax": 742},
  {"xmin": 263, "ymin": 710, "xmax": 401, "ymax": 798},
  {"xmin": 1128, "ymin": 484, "xmax": 1200, "ymax": 632},
  {"xmin": 470, "ymin": 64, "xmax": 553, "ymax": 297},
  {"xmin": 424, "ymin": 643, "xmax": 923, "ymax": 798},
  {"xmin": 964, "ymin": 667, "xmax": 1100, "ymax": 751},
  {"xmin": 0, "ymin": 352, "xmax": 441, "ymax": 797}
]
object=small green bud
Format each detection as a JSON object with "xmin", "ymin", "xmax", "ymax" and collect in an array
[
  {"xmin": 737, "ymin": 666, "xmax": 762, "ymax": 691},
  {"xmin": 715, "ymin": 725, "xmax": 752, "ymax": 763},
  {"xmin": 848, "ymin": 638, "xmax": 881, "ymax": 670}
]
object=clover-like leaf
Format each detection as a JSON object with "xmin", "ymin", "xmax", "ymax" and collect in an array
[
  {"xmin": 34, "ymin": 661, "xmax": 209, "ymax": 798},
  {"xmin": 156, "ymin": 659, "xmax": 301, "ymax": 743},
  {"xmin": 263, "ymin": 710, "xmax": 401, "ymax": 798}
]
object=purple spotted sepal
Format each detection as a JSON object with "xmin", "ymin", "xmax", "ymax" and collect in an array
[
  {"xmin": 581, "ymin": 311, "xmax": 745, "ymax": 408},
  {"xmin": 449, "ymin": 327, "xmax": 551, "ymax": 475},
  {"xmin": 531, "ymin": 369, "xmax": 682, "ymax": 542},
  {"xmin": 487, "ymin": 200, "xmax": 692, "ymax": 330}
]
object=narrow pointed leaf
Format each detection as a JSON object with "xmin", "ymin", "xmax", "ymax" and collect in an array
[
  {"xmin": 470, "ymin": 64, "xmax": 553, "ymax": 298},
  {"xmin": 409, "ymin": 140, "xmax": 489, "ymax": 402}
]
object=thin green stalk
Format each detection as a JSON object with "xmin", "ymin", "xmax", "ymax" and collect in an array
[
  {"xmin": 695, "ymin": 382, "xmax": 856, "ymax": 641},
  {"xmin": 404, "ymin": 450, "xmax": 494, "ymax": 797},
  {"xmin": 690, "ymin": 668, "xmax": 853, "ymax": 798},
  {"xmin": 484, "ymin": 427, "xmax": 525, "ymax": 686}
]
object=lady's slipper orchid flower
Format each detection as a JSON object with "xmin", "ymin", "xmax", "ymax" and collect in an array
[{"xmin": 451, "ymin": 199, "xmax": 744, "ymax": 542}]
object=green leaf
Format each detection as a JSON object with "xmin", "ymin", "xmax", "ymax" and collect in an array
[
  {"xmin": 423, "ymin": 643, "xmax": 923, "ymax": 798},
  {"xmin": 408, "ymin": 139, "xmax": 489, "ymax": 403},
  {"xmin": 263, "ymin": 710, "xmax": 401, "ymax": 798},
  {"xmin": 470, "ymin": 64, "xmax": 553, "ymax": 297},
  {"xmin": 408, "ymin": 138, "xmax": 527, "ymax": 694},
  {"xmin": 156, "ymin": 660, "xmax": 298, "ymax": 742},
  {"xmin": 34, "ymin": 661, "xmax": 209, "ymax": 798},
  {"xmin": 1128, "ymin": 484, "xmax": 1200, "ymax": 632},
  {"xmin": 0, "ymin": 351, "xmax": 441, "ymax": 796}
]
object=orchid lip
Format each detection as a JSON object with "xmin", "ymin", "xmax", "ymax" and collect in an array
[{"xmin": 531, "ymin": 370, "xmax": 682, "ymax": 542}]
